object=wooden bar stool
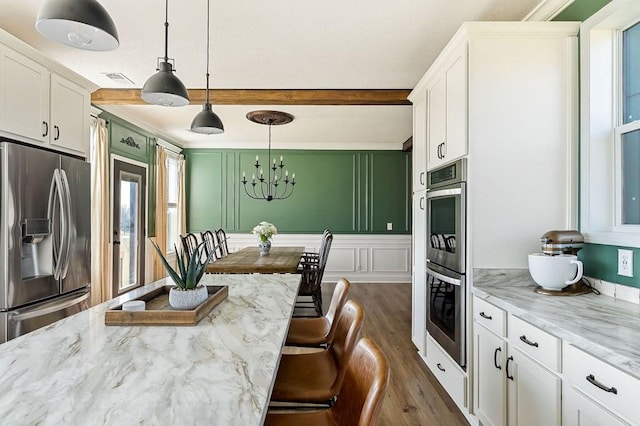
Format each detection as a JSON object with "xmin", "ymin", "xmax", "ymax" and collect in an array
[
  {"xmin": 265, "ymin": 338, "xmax": 390, "ymax": 425},
  {"xmin": 270, "ymin": 300, "xmax": 364, "ymax": 404},
  {"xmin": 286, "ymin": 278, "xmax": 350, "ymax": 347}
]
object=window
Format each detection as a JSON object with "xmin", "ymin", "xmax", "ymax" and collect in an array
[
  {"xmin": 581, "ymin": 0, "xmax": 640, "ymax": 247},
  {"xmin": 166, "ymin": 154, "xmax": 180, "ymax": 253}
]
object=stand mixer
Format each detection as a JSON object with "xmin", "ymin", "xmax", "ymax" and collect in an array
[{"xmin": 531, "ymin": 230, "xmax": 591, "ymax": 296}]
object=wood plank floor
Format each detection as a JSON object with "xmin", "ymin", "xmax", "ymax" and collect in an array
[{"xmin": 318, "ymin": 282, "xmax": 469, "ymax": 426}]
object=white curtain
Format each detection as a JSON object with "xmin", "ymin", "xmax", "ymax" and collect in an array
[
  {"xmin": 177, "ymin": 154, "xmax": 187, "ymax": 236},
  {"xmin": 153, "ymin": 145, "xmax": 169, "ymax": 281},
  {"xmin": 90, "ymin": 117, "xmax": 111, "ymax": 306}
]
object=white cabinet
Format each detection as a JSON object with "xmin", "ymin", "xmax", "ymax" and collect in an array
[
  {"xmin": 427, "ymin": 46, "xmax": 467, "ymax": 170},
  {"xmin": 474, "ymin": 297, "xmax": 562, "ymax": 426},
  {"xmin": 0, "ymin": 44, "xmax": 89, "ymax": 156},
  {"xmin": 564, "ymin": 387, "xmax": 629, "ymax": 426},
  {"xmin": 412, "ymin": 95, "xmax": 427, "ymax": 191},
  {"xmin": 411, "ymin": 190, "xmax": 427, "ymax": 353},
  {"xmin": 426, "ymin": 334, "xmax": 467, "ymax": 409}
]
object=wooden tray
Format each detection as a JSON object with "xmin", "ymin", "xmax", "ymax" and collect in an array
[{"xmin": 105, "ymin": 285, "xmax": 228, "ymax": 326}]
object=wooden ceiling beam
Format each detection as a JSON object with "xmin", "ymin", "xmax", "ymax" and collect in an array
[{"xmin": 91, "ymin": 89, "xmax": 412, "ymax": 106}]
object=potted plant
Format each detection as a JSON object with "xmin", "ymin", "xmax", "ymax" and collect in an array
[
  {"xmin": 251, "ymin": 221, "xmax": 277, "ymax": 256},
  {"xmin": 150, "ymin": 239, "xmax": 216, "ymax": 309}
]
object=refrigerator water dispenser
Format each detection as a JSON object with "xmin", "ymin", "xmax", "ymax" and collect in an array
[{"xmin": 21, "ymin": 219, "xmax": 53, "ymax": 279}]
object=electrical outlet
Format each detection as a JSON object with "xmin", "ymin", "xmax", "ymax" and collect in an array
[
  {"xmin": 618, "ymin": 249, "xmax": 634, "ymax": 277},
  {"xmin": 387, "ymin": 222, "xmax": 393, "ymax": 231}
]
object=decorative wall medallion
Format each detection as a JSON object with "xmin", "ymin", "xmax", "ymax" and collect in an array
[{"xmin": 121, "ymin": 136, "xmax": 140, "ymax": 149}]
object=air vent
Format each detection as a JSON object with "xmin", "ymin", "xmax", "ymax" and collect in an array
[{"xmin": 102, "ymin": 72, "xmax": 135, "ymax": 86}]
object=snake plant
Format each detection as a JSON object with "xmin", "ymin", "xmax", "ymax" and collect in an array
[{"xmin": 150, "ymin": 239, "xmax": 215, "ymax": 290}]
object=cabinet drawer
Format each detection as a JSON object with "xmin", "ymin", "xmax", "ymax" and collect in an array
[
  {"xmin": 508, "ymin": 315, "xmax": 560, "ymax": 372},
  {"xmin": 473, "ymin": 296, "xmax": 506, "ymax": 337},
  {"xmin": 564, "ymin": 343, "xmax": 640, "ymax": 425},
  {"xmin": 426, "ymin": 334, "xmax": 467, "ymax": 409}
]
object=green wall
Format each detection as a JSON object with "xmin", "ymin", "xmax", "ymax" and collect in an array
[
  {"xmin": 184, "ymin": 149, "xmax": 411, "ymax": 234},
  {"xmin": 553, "ymin": 0, "xmax": 612, "ymax": 21}
]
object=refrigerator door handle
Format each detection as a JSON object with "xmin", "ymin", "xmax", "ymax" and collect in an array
[
  {"xmin": 59, "ymin": 169, "xmax": 72, "ymax": 279},
  {"xmin": 47, "ymin": 169, "xmax": 65, "ymax": 280},
  {"xmin": 9, "ymin": 291, "xmax": 89, "ymax": 322}
]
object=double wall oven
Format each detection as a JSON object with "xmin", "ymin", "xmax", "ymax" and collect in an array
[{"xmin": 426, "ymin": 159, "xmax": 466, "ymax": 368}]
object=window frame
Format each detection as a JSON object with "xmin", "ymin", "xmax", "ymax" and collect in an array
[
  {"xmin": 580, "ymin": 0, "xmax": 640, "ymax": 247},
  {"xmin": 165, "ymin": 151, "xmax": 181, "ymax": 255}
]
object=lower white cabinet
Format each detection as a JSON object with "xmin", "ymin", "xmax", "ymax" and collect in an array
[
  {"xmin": 475, "ymin": 324, "xmax": 507, "ymax": 426},
  {"xmin": 426, "ymin": 334, "xmax": 467, "ymax": 409},
  {"xmin": 564, "ymin": 386, "xmax": 629, "ymax": 426}
]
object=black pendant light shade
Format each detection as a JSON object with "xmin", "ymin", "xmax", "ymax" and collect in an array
[
  {"xmin": 141, "ymin": 0, "xmax": 190, "ymax": 107},
  {"xmin": 190, "ymin": 0, "xmax": 224, "ymax": 134},
  {"xmin": 35, "ymin": 0, "xmax": 119, "ymax": 51},
  {"xmin": 141, "ymin": 61, "xmax": 190, "ymax": 107},
  {"xmin": 191, "ymin": 103, "xmax": 224, "ymax": 134}
]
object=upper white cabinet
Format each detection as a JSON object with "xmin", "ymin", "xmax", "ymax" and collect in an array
[
  {"xmin": 0, "ymin": 41, "xmax": 90, "ymax": 157},
  {"xmin": 427, "ymin": 45, "xmax": 467, "ymax": 170}
]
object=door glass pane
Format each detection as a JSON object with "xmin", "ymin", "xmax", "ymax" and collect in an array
[
  {"xmin": 119, "ymin": 173, "xmax": 140, "ymax": 290},
  {"xmin": 622, "ymin": 129, "xmax": 640, "ymax": 224},
  {"xmin": 623, "ymin": 21, "xmax": 640, "ymax": 124}
]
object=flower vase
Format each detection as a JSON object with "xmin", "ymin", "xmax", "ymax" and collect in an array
[{"xmin": 259, "ymin": 240, "xmax": 271, "ymax": 256}]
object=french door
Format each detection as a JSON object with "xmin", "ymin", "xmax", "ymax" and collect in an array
[{"xmin": 112, "ymin": 158, "xmax": 147, "ymax": 296}]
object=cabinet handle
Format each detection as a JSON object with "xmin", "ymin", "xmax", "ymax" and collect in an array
[
  {"xmin": 54, "ymin": 125, "xmax": 60, "ymax": 141},
  {"xmin": 586, "ymin": 374, "xmax": 618, "ymax": 395},
  {"xmin": 479, "ymin": 311, "xmax": 492, "ymax": 320},
  {"xmin": 419, "ymin": 196, "xmax": 425, "ymax": 210},
  {"xmin": 42, "ymin": 121, "xmax": 48, "ymax": 137},
  {"xmin": 436, "ymin": 363, "xmax": 446, "ymax": 372},
  {"xmin": 420, "ymin": 172, "xmax": 425, "ymax": 186},
  {"xmin": 506, "ymin": 356, "xmax": 514, "ymax": 380},
  {"xmin": 519, "ymin": 335, "xmax": 539, "ymax": 348},
  {"xmin": 494, "ymin": 347, "xmax": 502, "ymax": 370}
]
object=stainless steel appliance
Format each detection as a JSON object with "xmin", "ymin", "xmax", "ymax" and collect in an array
[
  {"xmin": 426, "ymin": 159, "xmax": 466, "ymax": 368},
  {"xmin": 0, "ymin": 141, "xmax": 90, "ymax": 342}
]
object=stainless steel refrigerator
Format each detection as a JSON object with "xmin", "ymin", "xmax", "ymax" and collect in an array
[{"xmin": 0, "ymin": 141, "xmax": 90, "ymax": 343}]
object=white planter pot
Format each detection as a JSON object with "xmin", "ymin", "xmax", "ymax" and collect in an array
[{"xmin": 169, "ymin": 286, "xmax": 209, "ymax": 310}]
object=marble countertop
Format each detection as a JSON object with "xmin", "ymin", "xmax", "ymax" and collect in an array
[
  {"xmin": 473, "ymin": 269, "xmax": 640, "ymax": 380},
  {"xmin": 0, "ymin": 273, "xmax": 301, "ymax": 426}
]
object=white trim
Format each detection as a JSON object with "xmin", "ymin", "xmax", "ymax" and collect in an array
[
  {"xmin": 522, "ymin": 0, "xmax": 575, "ymax": 22},
  {"xmin": 156, "ymin": 138, "xmax": 182, "ymax": 154}
]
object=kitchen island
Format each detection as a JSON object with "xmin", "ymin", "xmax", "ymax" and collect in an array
[{"xmin": 0, "ymin": 273, "xmax": 301, "ymax": 426}]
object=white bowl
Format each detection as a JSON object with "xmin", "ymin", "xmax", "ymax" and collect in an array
[
  {"xmin": 122, "ymin": 300, "xmax": 146, "ymax": 311},
  {"xmin": 528, "ymin": 253, "xmax": 583, "ymax": 291}
]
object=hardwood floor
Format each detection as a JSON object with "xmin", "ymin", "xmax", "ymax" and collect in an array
[{"xmin": 321, "ymin": 282, "xmax": 469, "ymax": 426}]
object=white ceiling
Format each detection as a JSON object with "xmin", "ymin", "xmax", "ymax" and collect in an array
[{"xmin": 0, "ymin": 0, "xmax": 548, "ymax": 149}]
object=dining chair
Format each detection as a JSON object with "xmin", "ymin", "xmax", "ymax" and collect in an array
[
  {"xmin": 180, "ymin": 233, "xmax": 199, "ymax": 262},
  {"xmin": 296, "ymin": 230, "xmax": 333, "ymax": 316},
  {"xmin": 269, "ymin": 299, "xmax": 364, "ymax": 405},
  {"xmin": 265, "ymin": 337, "xmax": 390, "ymax": 426},
  {"xmin": 200, "ymin": 230, "xmax": 220, "ymax": 262},
  {"xmin": 286, "ymin": 278, "xmax": 350, "ymax": 348},
  {"xmin": 215, "ymin": 228, "xmax": 229, "ymax": 257}
]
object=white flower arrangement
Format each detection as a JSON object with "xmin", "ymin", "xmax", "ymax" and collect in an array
[{"xmin": 251, "ymin": 221, "xmax": 278, "ymax": 242}]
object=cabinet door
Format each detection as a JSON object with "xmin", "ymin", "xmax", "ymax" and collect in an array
[
  {"xmin": 50, "ymin": 74, "xmax": 89, "ymax": 155},
  {"xmin": 445, "ymin": 48, "xmax": 467, "ymax": 162},
  {"xmin": 0, "ymin": 46, "xmax": 49, "ymax": 142},
  {"xmin": 412, "ymin": 94, "xmax": 427, "ymax": 191},
  {"xmin": 427, "ymin": 76, "xmax": 446, "ymax": 170},
  {"xmin": 564, "ymin": 387, "xmax": 629, "ymax": 426},
  {"xmin": 475, "ymin": 324, "xmax": 506, "ymax": 426},
  {"xmin": 411, "ymin": 190, "xmax": 427, "ymax": 353},
  {"xmin": 508, "ymin": 348, "xmax": 561, "ymax": 426}
]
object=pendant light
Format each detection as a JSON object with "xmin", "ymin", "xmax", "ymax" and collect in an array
[
  {"xmin": 141, "ymin": 0, "xmax": 189, "ymax": 107},
  {"xmin": 35, "ymin": 0, "xmax": 119, "ymax": 51},
  {"xmin": 190, "ymin": 0, "xmax": 224, "ymax": 134}
]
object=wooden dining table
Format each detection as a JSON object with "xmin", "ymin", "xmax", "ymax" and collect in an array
[{"xmin": 206, "ymin": 246, "xmax": 305, "ymax": 274}]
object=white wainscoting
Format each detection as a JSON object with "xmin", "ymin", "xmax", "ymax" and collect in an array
[{"xmin": 225, "ymin": 233, "xmax": 412, "ymax": 283}]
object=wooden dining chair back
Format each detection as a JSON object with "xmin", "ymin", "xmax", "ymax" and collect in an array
[
  {"xmin": 270, "ymin": 299, "xmax": 364, "ymax": 404},
  {"xmin": 215, "ymin": 228, "xmax": 229, "ymax": 257},
  {"xmin": 265, "ymin": 337, "xmax": 389, "ymax": 426},
  {"xmin": 180, "ymin": 233, "xmax": 199, "ymax": 262},
  {"xmin": 286, "ymin": 278, "xmax": 350, "ymax": 347},
  {"xmin": 200, "ymin": 230, "xmax": 220, "ymax": 262},
  {"xmin": 297, "ymin": 230, "xmax": 333, "ymax": 316}
]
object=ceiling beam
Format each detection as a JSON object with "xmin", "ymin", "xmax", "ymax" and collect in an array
[{"xmin": 91, "ymin": 89, "xmax": 412, "ymax": 106}]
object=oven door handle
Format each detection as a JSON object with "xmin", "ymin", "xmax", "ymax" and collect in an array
[
  {"xmin": 426, "ymin": 266, "xmax": 461, "ymax": 287},
  {"xmin": 426, "ymin": 187, "xmax": 462, "ymax": 198}
]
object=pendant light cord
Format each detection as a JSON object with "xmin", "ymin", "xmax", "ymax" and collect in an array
[
  {"xmin": 268, "ymin": 121, "xmax": 273, "ymax": 196},
  {"xmin": 163, "ymin": 0, "xmax": 169, "ymax": 60},
  {"xmin": 205, "ymin": 0, "xmax": 210, "ymax": 104}
]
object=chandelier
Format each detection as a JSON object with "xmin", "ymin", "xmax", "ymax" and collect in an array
[{"xmin": 241, "ymin": 110, "xmax": 296, "ymax": 201}]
